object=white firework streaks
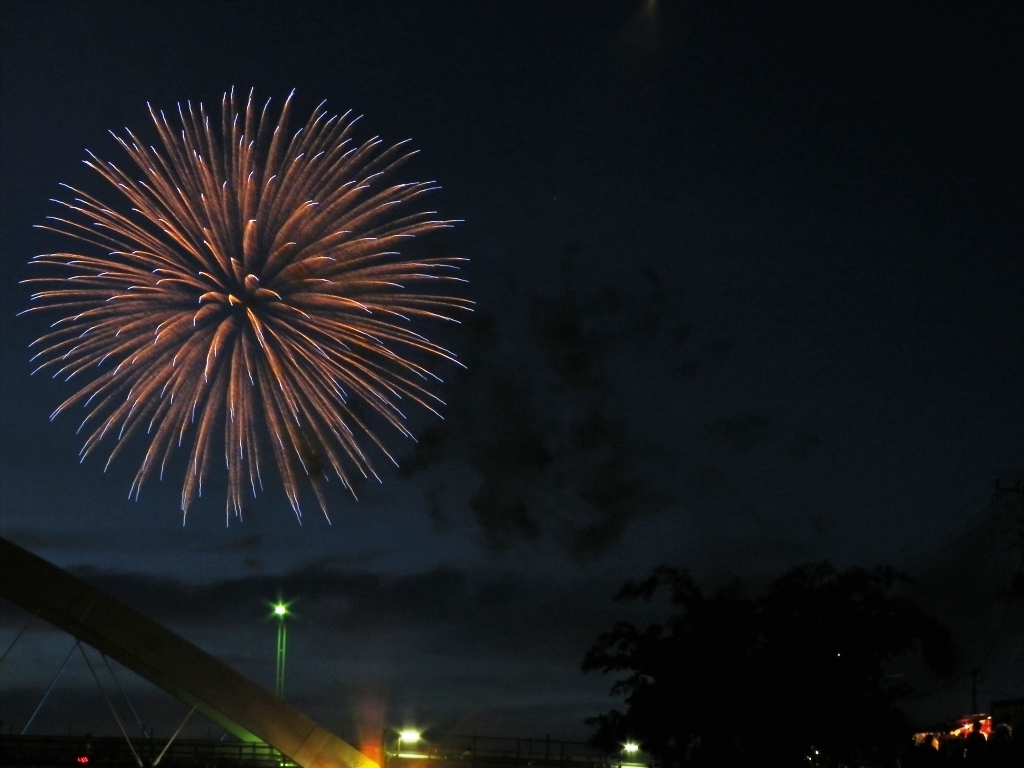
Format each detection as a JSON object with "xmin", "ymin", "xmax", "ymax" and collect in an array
[{"xmin": 22, "ymin": 88, "xmax": 471, "ymax": 522}]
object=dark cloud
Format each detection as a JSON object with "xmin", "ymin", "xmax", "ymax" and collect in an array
[
  {"xmin": 0, "ymin": 527, "xmax": 122, "ymax": 553},
  {"xmin": 402, "ymin": 248, "xmax": 696, "ymax": 555},
  {"xmin": 402, "ymin": 244, "xmax": 825, "ymax": 556},
  {"xmin": 58, "ymin": 563, "xmax": 645, "ymax": 670},
  {"xmin": 68, "ymin": 564, "xmax": 466, "ymax": 629}
]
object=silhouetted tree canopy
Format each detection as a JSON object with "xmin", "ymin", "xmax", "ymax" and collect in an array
[{"xmin": 582, "ymin": 562, "xmax": 954, "ymax": 767}]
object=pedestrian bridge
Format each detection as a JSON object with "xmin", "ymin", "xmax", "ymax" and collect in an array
[
  {"xmin": 0, "ymin": 536, "xmax": 377, "ymax": 768},
  {"xmin": 0, "ymin": 732, "xmax": 645, "ymax": 768}
]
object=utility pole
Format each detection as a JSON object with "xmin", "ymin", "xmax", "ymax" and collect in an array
[{"xmin": 971, "ymin": 667, "xmax": 979, "ymax": 714}]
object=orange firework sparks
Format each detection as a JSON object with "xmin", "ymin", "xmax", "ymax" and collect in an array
[{"xmin": 23, "ymin": 88, "xmax": 470, "ymax": 523}]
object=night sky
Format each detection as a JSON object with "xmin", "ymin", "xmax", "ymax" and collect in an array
[{"xmin": 2, "ymin": 0, "xmax": 1024, "ymax": 748}]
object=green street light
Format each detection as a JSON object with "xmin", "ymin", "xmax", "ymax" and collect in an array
[{"xmin": 271, "ymin": 601, "xmax": 290, "ymax": 700}]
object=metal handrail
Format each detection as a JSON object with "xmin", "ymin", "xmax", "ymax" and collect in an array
[
  {"xmin": 383, "ymin": 734, "xmax": 648, "ymax": 768},
  {"xmin": 0, "ymin": 734, "xmax": 294, "ymax": 767}
]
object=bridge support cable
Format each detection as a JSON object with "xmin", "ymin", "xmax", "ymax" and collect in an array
[
  {"xmin": 0, "ymin": 607, "xmax": 40, "ymax": 669},
  {"xmin": 0, "ymin": 535, "xmax": 378, "ymax": 768},
  {"xmin": 79, "ymin": 643, "xmax": 144, "ymax": 768},
  {"xmin": 152, "ymin": 701, "xmax": 199, "ymax": 767},
  {"xmin": 101, "ymin": 652, "xmax": 149, "ymax": 738},
  {"xmin": 21, "ymin": 639, "xmax": 79, "ymax": 735}
]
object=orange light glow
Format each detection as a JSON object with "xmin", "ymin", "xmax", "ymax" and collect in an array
[{"xmin": 914, "ymin": 715, "xmax": 992, "ymax": 745}]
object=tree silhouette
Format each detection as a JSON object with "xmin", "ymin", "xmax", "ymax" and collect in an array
[{"xmin": 582, "ymin": 563, "xmax": 954, "ymax": 767}]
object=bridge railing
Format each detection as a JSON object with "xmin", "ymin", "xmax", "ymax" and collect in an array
[
  {"xmin": 385, "ymin": 734, "xmax": 649, "ymax": 768},
  {"xmin": 0, "ymin": 734, "xmax": 293, "ymax": 767},
  {"xmin": 0, "ymin": 732, "xmax": 649, "ymax": 768}
]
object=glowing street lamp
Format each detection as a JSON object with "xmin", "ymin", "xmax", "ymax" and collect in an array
[
  {"xmin": 395, "ymin": 729, "xmax": 425, "ymax": 758},
  {"xmin": 621, "ymin": 742, "xmax": 642, "ymax": 764},
  {"xmin": 620, "ymin": 742, "xmax": 644, "ymax": 768},
  {"xmin": 271, "ymin": 601, "xmax": 289, "ymax": 700}
]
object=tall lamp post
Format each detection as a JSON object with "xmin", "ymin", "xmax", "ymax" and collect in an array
[{"xmin": 272, "ymin": 602, "xmax": 289, "ymax": 700}]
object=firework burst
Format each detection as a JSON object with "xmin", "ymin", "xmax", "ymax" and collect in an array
[{"xmin": 23, "ymin": 88, "xmax": 470, "ymax": 522}]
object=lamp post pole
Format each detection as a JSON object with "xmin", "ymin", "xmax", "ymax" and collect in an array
[
  {"xmin": 397, "ymin": 730, "xmax": 421, "ymax": 757},
  {"xmin": 273, "ymin": 603, "xmax": 288, "ymax": 700}
]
